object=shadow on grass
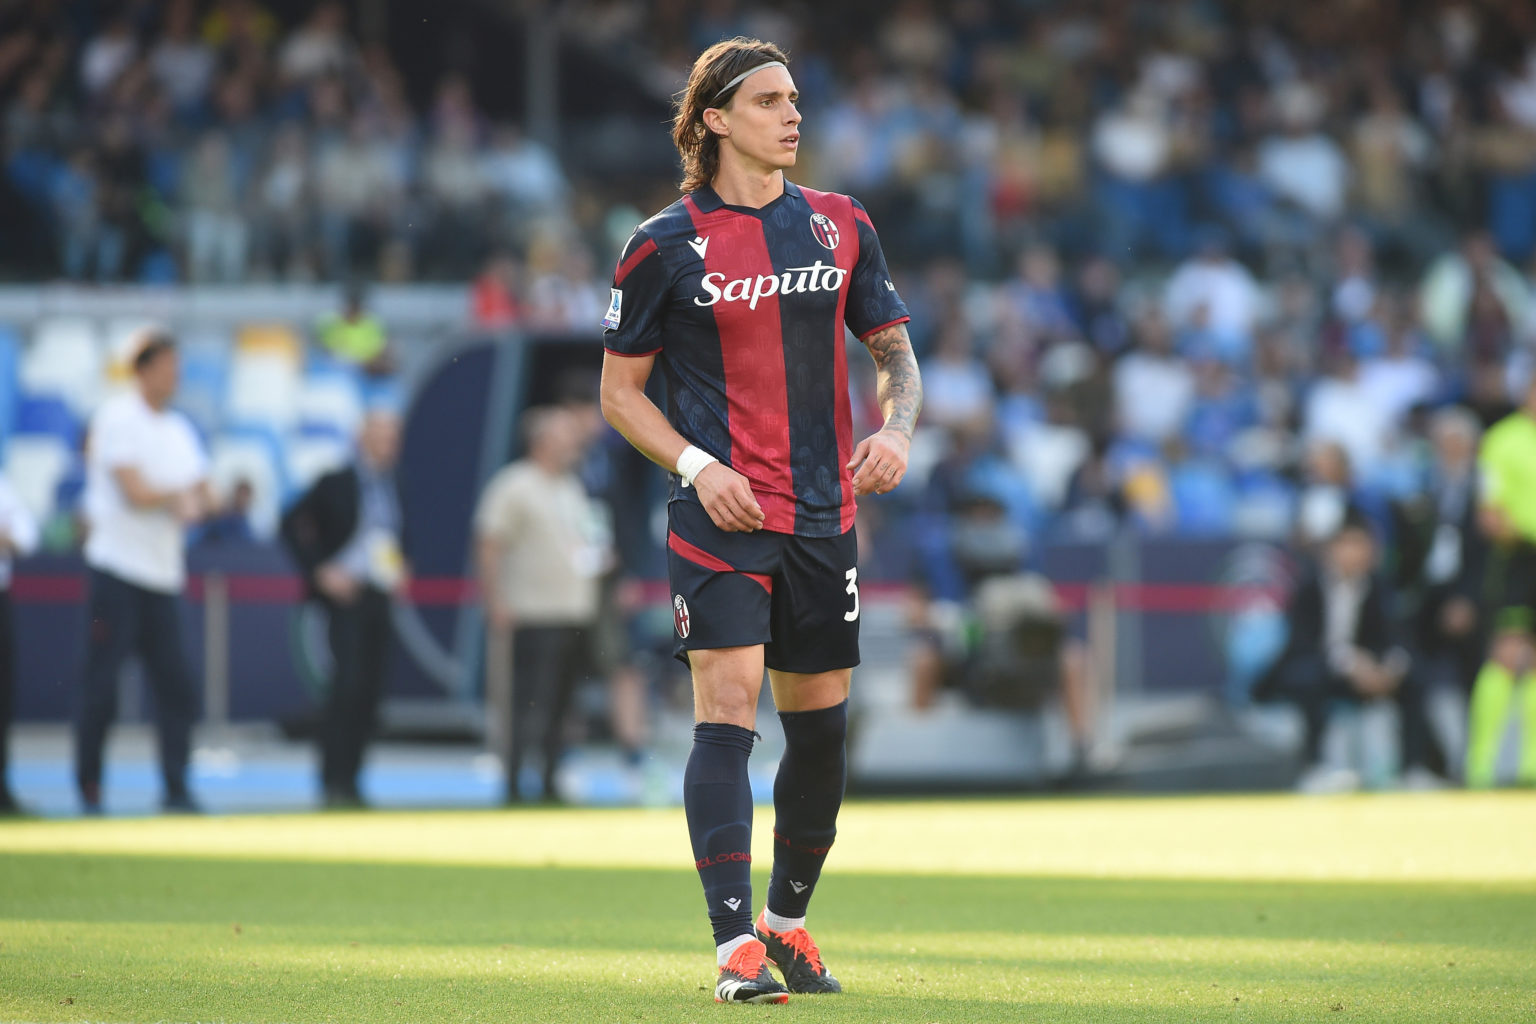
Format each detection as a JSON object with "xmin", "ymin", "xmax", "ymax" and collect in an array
[
  {"xmin": 4, "ymin": 854, "xmax": 1534, "ymax": 1024},
  {"xmin": 4, "ymin": 852, "xmax": 1533, "ymax": 952}
]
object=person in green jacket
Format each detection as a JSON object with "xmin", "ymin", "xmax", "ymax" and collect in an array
[
  {"xmin": 318, "ymin": 282, "xmax": 394, "ymax": 376},
  {"xmin": 1466, "ymin": 374, "xmax": 1536, "ymax": 787}
]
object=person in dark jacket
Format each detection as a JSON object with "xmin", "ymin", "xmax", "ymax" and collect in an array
[
  {"xmin": 1392, "ymin": 407, "xmax": 1488, "ymax": 695},
  {"xmin": 280, "ymin": 411, "xmax": 406, "ymax": 807},
  {"xmin": 1254, "ymin": 512, "xmax": 1437, "ymax": 790}
]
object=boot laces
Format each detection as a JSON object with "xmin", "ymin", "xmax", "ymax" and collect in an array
[
  {"xmin": 722, "ymin": 939, "xmax": 769, "ymax": 979},
  {"xmin": 775, "ymin": 927, "xmax": 825, "ymax": 975}
]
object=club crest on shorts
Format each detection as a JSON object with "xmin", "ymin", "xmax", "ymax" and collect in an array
[
  {"xmin": 673, "ymin": 594, "xmax": 691, "ymax": 638},
  {"xmin": 809, "ymin": 212, "xmax": 840, "ymax": 250}
]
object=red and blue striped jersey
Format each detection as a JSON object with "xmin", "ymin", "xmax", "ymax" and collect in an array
[{"xmin": 602, "ymin": 181, "xmax": 910, "ymax": 538}]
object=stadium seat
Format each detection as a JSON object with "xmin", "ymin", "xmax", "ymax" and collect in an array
[
  {"xmin": 235, "ymin": 323, "xmax": 303, "ymax": 365},
  {"xmin": 1232, "ymin": 473, "xmax": 1296, "ymax": 539},
  {"xmin": 296, "ymin": 366, "xmax": 365, "ymax": 437},
  {"xmin": 285, "ymin": 435, "xmax": 351, "ymax": 491},
  {"xmin": 1170, "ymin": 460, "xmax": 1238, "ymax": 536},
  {"xmin": 175, "ymin": 329, "xmax": 234, "ymax": 434},
  {"xmin": 12, "ymin": 394, "xmax": 81, "ymax": 444},
  {"xmin": 0, "ymin": 326, "xmax": 20, "ymax": 458},
  {"xmin": 2, "ymin": 434, "xmax": 73, "ymax": 523},
  {"xmin": 21, "ymin": 317, "xmax": 105, "ymax": 417},
  {"xmin": 209, "ymin": 428, "xmax": 288, "ymax": 538},
  {"xmin": 227, "ymin": 349, "xmax": 301, "ymax": 431}
]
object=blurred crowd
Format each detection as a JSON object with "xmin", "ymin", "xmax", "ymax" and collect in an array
[
  {"xmin": 4, "ymin": 0, "xmax": 1536, "ymax": 797},
  {"xmin": 3, "ymin": 1, "xmax": 1534, "ymax": 537},
  {"xmin": 1, "ymin": 0, "xmax": 586, "ymax": 316}
]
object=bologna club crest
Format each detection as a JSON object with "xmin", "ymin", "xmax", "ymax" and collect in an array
[
  {"xmin": 673, "ymin": 594, "xmax": 691, "ymax": 638},
  {"xmin": 809, "ymin": 212, "xmax": 840, "ymax": 250}
]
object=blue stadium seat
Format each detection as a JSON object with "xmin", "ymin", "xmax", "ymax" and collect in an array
[
  {"xmin": 1170, "ymin": 460, "xmax": 1238, "ymax": 536},
  {"xmin": 0, "ymin": 326, "xmax": 19, "ymax": 457},
  {"xmin": 1233, "ymin": 471, "xmax": 1297, "ymax": 539},
  {"xmin": 23, "ymin": 317, "xmax": 105, "ymax": 417},
  {"xmin": 12, "ymin": 394, "xmax": 81, "ymax": 445},
  {"xmin": 176, "ymin": 332, "xmax": 233, "ymax": 434},
  {"xmin": 297, "ymin": 362, "xmax": 365, "ymax": 437}
]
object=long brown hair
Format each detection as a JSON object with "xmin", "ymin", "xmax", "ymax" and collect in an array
[{"xmin": 672, "ymin": 37, "xmax": 790, "ymax": 193}]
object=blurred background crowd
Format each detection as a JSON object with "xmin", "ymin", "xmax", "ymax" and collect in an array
[
  {"xmin": 2, "ymin": 0, "xmax": 1534, "ymax": 529},
  {"xmin": 2, "ymin": 0, "xmax": 1536, "ymax": 809}
]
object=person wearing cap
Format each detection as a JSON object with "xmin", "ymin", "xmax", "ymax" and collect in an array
[
  {"xmin": 75, "ymin": 329, "xmax": 213, "ymax": 815},
  {"xmin": 279, "ymin": 409, "xmax": 407, "ymax": 808}
]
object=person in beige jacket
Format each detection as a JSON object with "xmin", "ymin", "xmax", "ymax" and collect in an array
[{"xmin": 475, "ymin": 406, "xmax": 609, "ymax": 802}]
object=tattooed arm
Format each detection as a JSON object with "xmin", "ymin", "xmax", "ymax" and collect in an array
[{"xmin": 848, "ymin": 322, "xmax": 923, "ymax": 496}]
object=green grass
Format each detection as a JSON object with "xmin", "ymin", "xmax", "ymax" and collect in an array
[{"xmin": 2, "ymin": 794, "xmax": 1534, "ymax": 1022}]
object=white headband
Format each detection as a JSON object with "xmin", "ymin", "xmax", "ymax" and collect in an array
[{"xmin": 710, "ymin": 61, "xmax": 786, "ymax": 105}]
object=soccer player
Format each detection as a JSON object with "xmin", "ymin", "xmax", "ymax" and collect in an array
[
  {"xmin": 599, "ymin": 37, "xmax": 921, "ymax": 1004},
  {"xmin": 1465, "ymin": 375, "xmax": 1536, "ymax": 787}
]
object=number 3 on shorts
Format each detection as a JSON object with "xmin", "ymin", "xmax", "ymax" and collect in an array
[{"xmin": 844, "ymin": 567, "xmax": 860, "ymax": 622}]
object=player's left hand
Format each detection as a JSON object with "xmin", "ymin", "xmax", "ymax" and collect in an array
[{"xmin": 849, "ymin": 428, "xmax": 911, "ymax": 496}]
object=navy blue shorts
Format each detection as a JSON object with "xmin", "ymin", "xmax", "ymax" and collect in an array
[{"xmin": 666, "ymin": 499, "xmax": 861, "ymax": 674}]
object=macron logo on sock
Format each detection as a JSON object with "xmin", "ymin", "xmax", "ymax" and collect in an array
[
  {"xmin": 724, "ymin": 897, "xmax": 742, "ymax": 911},
  {"xmin": 790, "ymin": 881, "xmax": 808, "ymax": 893}
]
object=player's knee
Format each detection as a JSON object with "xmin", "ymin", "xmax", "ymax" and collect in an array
[
  {"xmin": 697, "ymin": 691, "xmax": 758, "ymax": 729},
  {"xmin": 780, "ymin": 699, "xmax": 847, "ymax": 749}
]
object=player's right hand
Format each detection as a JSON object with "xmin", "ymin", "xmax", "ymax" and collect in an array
[
  {"xmin": 694, "ymin": 462, "xmax": 765, "ymax": 532},
  {"xmin": 316, "ymin": 563, "xmax": 360, "ymax": 604}
]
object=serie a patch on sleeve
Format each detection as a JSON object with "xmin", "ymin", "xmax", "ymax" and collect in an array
[{"xmin": 602, "ymin": 288, "xmax": 623, "ymax": 330}]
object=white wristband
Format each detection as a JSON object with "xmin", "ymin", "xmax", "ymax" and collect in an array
[{"xmin": 675, "ymin": 444, "xmax": 718, "ymax": 488}]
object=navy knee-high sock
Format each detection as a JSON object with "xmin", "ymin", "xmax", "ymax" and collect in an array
[
  {"xmin": 684, "ymin": 722, "xmax": 757, "ymax": 947},
  {"xmin": 767, "ymin": 700, "xmax": 847, "ymax": 922}
]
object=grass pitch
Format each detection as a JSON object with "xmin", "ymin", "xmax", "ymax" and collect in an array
[{"xmin": 1, "ymin": 794, "xmax": 1533, "ymax": 1023}]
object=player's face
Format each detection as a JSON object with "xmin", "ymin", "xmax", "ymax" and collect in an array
[{"xmin": 718, "ymin": 65, "xmax": 801, "ymax": 173}]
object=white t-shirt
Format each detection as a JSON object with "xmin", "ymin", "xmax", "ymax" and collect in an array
[
  {"xmin": 1114, "ymin": 352, "xmax": 1196, "ymax": 443},
  {"xmin": 83, "ymin": 391, "xmax": 207, "ymax": 593}
]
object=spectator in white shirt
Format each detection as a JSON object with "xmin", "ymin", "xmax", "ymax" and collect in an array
[
  {"xmin": 75, "ymin": 330, "xmax": 213, "ymax": 815},
  {"xmin": 1358, "ymin": 303, "xmax": 1441, "ymax": 426},
  {"xmin": 1164, "ymin": 229, "xmax": 1261, "ymax": 343},
  {"xmin": 1257, "ymin": 83, "xmax": 1350, "ymax": 223},
  {"xmin": 1303, "ymin": 350, "xmax": 1396, "ymax": 477},
  {"xmin": 0, "ymin": 474, "xmax": 39, "ymax": 815},
  {"xmin": 1114, "ymin": 308, "xmax": 1196, "ymax": 444}
]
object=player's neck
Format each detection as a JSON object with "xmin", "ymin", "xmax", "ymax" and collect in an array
[{"xmin": 709, "ymin": 163, "xmax": 784, "ymax": 210}]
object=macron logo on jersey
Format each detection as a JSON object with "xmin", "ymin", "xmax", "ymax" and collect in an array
[
  {"xmin": 688, "ymin": 235, "xmax": 710, "ymax": 259},
  {"xmin": 695, "ymin": 260, "xmax": 848, "ymax": 311}
]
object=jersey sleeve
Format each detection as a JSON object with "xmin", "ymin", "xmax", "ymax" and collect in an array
[
  {"xmin": 845, "ymin": 198, "xmax": 911, "ymax": 340},
  {"xmin": 602, "ymin": 228, "xmax": 668, "ymax": 357}
]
